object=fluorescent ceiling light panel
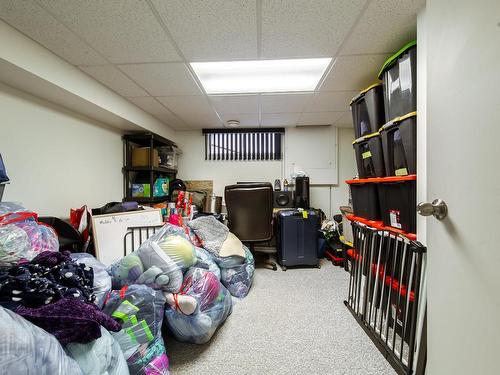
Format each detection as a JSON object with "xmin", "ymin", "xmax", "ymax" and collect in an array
[{"xmin": 190, "ymin": 58, "xmax": 332, "ymax": 94}]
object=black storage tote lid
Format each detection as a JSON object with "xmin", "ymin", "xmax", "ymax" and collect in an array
[{"xmin": 378, "ymin": 40, "xmax": 417, "ymax": 79}]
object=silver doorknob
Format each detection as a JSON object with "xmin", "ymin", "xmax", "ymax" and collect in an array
[{"xmin": 417, "ymin": 199, "xmax": 448, "ymax": 220}]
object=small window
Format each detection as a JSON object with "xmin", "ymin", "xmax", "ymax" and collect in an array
[{"xmin": 202, "ymin": 128, "xmax": 284, "ymax": 161}]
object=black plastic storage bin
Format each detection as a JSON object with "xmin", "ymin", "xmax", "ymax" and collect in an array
[
  {"xmin": 380, "ymin": 112, "xmax": 416, "ymax": 176},
  {"xmin": 353, "ymin": 132, "xmax": 386, "ymax": 178},
  {"xmin": 0, "ymin": 184, "xmax": 4, "ymax": 202},
  {"xmin": 378, "ymin": 41, "xmax": 417, "ymax": 121},
  {"xmin": 347, "ymin": 178, "xmax": 381, "ymax": 221},
  {"xmin": 377, "ymin": 175, "xmax": 416, "ymax": 233},
  {"xmin": 350, "ymin": 83, "xmax": 386, "ymax": 139}
]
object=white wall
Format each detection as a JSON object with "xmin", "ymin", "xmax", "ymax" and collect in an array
[
  {"xmin": 0, "ymin": 21, "xmax": 176, "ymax": 141},
  {"xmin": 176, "ymin": 127, "xmax": 356, "ymax": 217},
  {"xmin": 0, "ymin": 83, "xmax": 123, "ymax": 217}
]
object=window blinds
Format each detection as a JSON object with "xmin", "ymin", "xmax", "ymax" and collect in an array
[{"xmin": 202, "ymin": 128, "xmax": 284, "ymax": 161}]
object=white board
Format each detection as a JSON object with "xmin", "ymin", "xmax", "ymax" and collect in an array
[
  {"xmin": 92, "ymin": 209, "xmax": 163, "ymax": 265},
  {"xmin": 285, "ymin": 125, "xmax": 338, "ymax": 184}
]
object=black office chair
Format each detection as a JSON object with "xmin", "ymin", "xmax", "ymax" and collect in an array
[{"xmin": 224, "ymin": 183, "xmax": 277, "ymax": 270}]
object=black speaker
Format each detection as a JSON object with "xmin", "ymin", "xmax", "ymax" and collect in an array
[
  {"xmin": 273, "ymin": 191, "xmax": 294, "ymax": 208},
  {"xmin": 294, "ymin": 176, "xmax": 310, "ymax": 209}
]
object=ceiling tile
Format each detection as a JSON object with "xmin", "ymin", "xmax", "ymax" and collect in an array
[
  {"xmin": 38, "ymin": 0, "xmax": 181, "ymax": 64},
  {"xmin": 0, "ymin": 0, "xmax": 107, "ymax": 65},
  {"xmin": 340, "ymin": 0, "xmax": 425, "ymax": 55},
  {"xmin": 260, "ymin": 93, "xmax": 313, "ymax": 114},
  {"xmin": 118, "ymin": 63, "xmax": 202, "ymax": 96},
  {"xmin": 209, "ymin": 95, "xmax": 259, "ymax": 115},
  {"xmin": 298, "ymin": 111, "xmax": 346, "ymax": 126},
  {"xmin": 333, "ymin": 111, "xmax": 354, "ymax": 128},
  {"xmin": 305, "ymin": 91, "xmax": 358, "ymax": 112},
  {"xmin": 261, "ymin": 0, "xmax": 366, "ymax": 58},
  {"xmin": 79, "ymin": 65, "xmax": 148, "ymax": 97},
  {"xmin": 261, "ymin": 113, "xmax": 301, "ymax": 127},
  {"xmin": 320, "ymin": 55, "xmax": 391, "ymax": 91},
  {"xmin": 220, "ymin": 113, "xmax": 260, "ymax": 128},
  {"xmin": 127, "ymin": 97, "xmax": 188, "ymax": 129},
  {"xmin": 151, "ymin": 0, "xmax": 258, "ymax": 61},
  {"xmin": 157, "ymin": 96, "xmax": 221, "ymax": 129}
]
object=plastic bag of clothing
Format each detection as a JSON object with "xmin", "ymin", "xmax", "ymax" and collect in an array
[
  {"xmin": 0, "ymin": 203, "xmax": 58, "ymax": 266},
  {"xmin": 159, "ymin": 222, "xmax": 202, "ymax": 247},
  {"xmin": 194, "ymin": 246, "xmax": 221, "ymax": 280},
  {"xmin": 108, "ymin": 224, "xmax": 196, "ymax": 293},
  {"xmin": 103, "ymin": 285, "xmax": 170, "ymax": 375},
  {"xmin": 0, "ymin": 306, "xmax": 82, "ymax": 375},
  {"xmin": 219, "ymin": 246, "xmax": 255, "ymax": 299},
  {"xmin": 66, "ymin": 326, "xmax": 129, "ymax": 375},
  {"xmin": 164, "ymin": 268, "xmax": 233, "ymax": 344},
  {"xmin": 71, "ymin": 253, "xmax": 112, "ymax": 308}
]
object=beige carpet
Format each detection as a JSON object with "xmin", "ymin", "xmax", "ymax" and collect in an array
[{"xmin": 165, "ymin": 260, "xmax": 396, "ymax": 375}]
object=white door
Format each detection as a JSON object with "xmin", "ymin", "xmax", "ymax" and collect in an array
[{"xmin": 425, "ymin": 1, "xmax": 500, "ymax": 374}]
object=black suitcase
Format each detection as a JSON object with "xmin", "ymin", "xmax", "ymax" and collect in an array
[{"xmin": 277, "ymin": 209, "xmax": 320, "ymax": 270}]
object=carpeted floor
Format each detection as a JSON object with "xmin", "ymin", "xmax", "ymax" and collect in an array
[{"xmin": 165, "ymin": 260, "xmax": 396, "ymax": 375}]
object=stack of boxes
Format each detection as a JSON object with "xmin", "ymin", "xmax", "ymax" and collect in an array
[{"xmin": 347, "ymin": 41, "xmax": 417, "ymax": 234}]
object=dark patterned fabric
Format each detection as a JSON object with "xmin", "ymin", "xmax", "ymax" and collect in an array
[
  {"xmin": 0, "ymin": 250, "xmax": 95, "ymax": 308},
  {"xmin": 16, "ymin": 298, "xmax": 121, "ymax": 344}
]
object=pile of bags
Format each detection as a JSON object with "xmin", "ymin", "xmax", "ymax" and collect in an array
[
  {"xmin": 0, "ymin": 201, "xmax": 256, "ymax": 374},
  {"xmin": 188, "ymin": 216, "xmax": 255, "ymax": 298},
  {"xmin": 107, "ymin": 217, "xmax": 255, "ymax": 345}
]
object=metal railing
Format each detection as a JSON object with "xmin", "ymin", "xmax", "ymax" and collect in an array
[
  {"xmin": 345, "ymin": 220, "xmax": 426, "ymax": 375},
  {"xmin": 123, "ymin": 225, "xmax": 163, "ymax": 256}
]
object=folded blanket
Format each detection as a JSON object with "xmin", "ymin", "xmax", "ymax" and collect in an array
[
  {"xmin": 188, "ymin": 216, "xmax": 228, "ymax": 256},
  {"xmin": 0, "ymin": 250, "xmax": 95, "ymax": 309},
  {"xmin": 16, "ymin": 298, "xmax": 121, "ymax": 344}
]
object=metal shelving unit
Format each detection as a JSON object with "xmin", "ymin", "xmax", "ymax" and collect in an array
[{"xmin": 123, "ymin": 132, "xmax": 177, "ymax": 204}]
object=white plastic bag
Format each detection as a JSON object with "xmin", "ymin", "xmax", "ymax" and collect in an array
[{"xmin": 0, "ymin": 306, "xmax": 82, "ymax": 375}]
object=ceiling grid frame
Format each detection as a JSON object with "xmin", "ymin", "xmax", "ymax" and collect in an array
[
  {"xmin": 32, "ymin": 0, "xmax": 189, "ymax": 130},
  {"xmin": 0, "ymin": 0, "xmax": 424, "ymax": 130}
]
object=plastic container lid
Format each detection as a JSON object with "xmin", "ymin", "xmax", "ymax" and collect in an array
[
  {"xmin": 352, "ymin": 131, "xmax": 381, "ymax": 145},
  {"xmin": 346, "ymin": 214, "xmax": 417, "ymax": 241},
  {"xmin": 346, "ymin": 174, "xmax": 416, "ymax": 185},
  {"xmin": 378, "ymin": 40, "xmax": 417, "ymax": 79},
  {"xmin": 349, "ymin": 82, "xmax": 383, "ymax": 106},
  {"xmin": 379, "ymin": 111, "xmax": 417, "ymax": 132}
]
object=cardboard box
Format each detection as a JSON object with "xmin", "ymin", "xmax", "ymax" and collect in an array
[{"xmin": 132, "ymin": 147, "xmax": 159, "ymax": 167}]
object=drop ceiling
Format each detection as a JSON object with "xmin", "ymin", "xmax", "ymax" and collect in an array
[{"xmin": 0, "ymin": 0, "xmax": 424, "ymax": 130}]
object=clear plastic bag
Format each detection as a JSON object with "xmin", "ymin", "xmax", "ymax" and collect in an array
[
  {"xmin": 71, "ymin": 253, "xmax": 112, "ymax": 309},
  {"xmin": 164, "ymin": 268, "xmax": 233, "ymax": 344},
  {"xmin": 108, "ymin": 224, "xmax": 196, "ymax": 293},
  {"xmin": 0, "ymin": 306, "xmax": 82, "ymax": 375},
  {"xmin": 65, "ymin": 326, "xmax": 129, "ymax": 375},
  {"xmin": 103, "ymin": 284, "xmax": 169, "ymax": 375},
  {"xmin": 194, "ymin": 247, "xmax": 221, "ymax": 280},
  {"xmin": 0, "ymin": 223, "xmax": 31, "ymax": 265},
  {"xmin": 216, "ymin": 246, "xmax": 255, "ymax": 299},
  {"xmin": 0, "ymin": 202, "xmax": 27, "ymax": 216},
  {"xmin": 0, "ymin": 204, "xmax": 58, "ymax": 266}
]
